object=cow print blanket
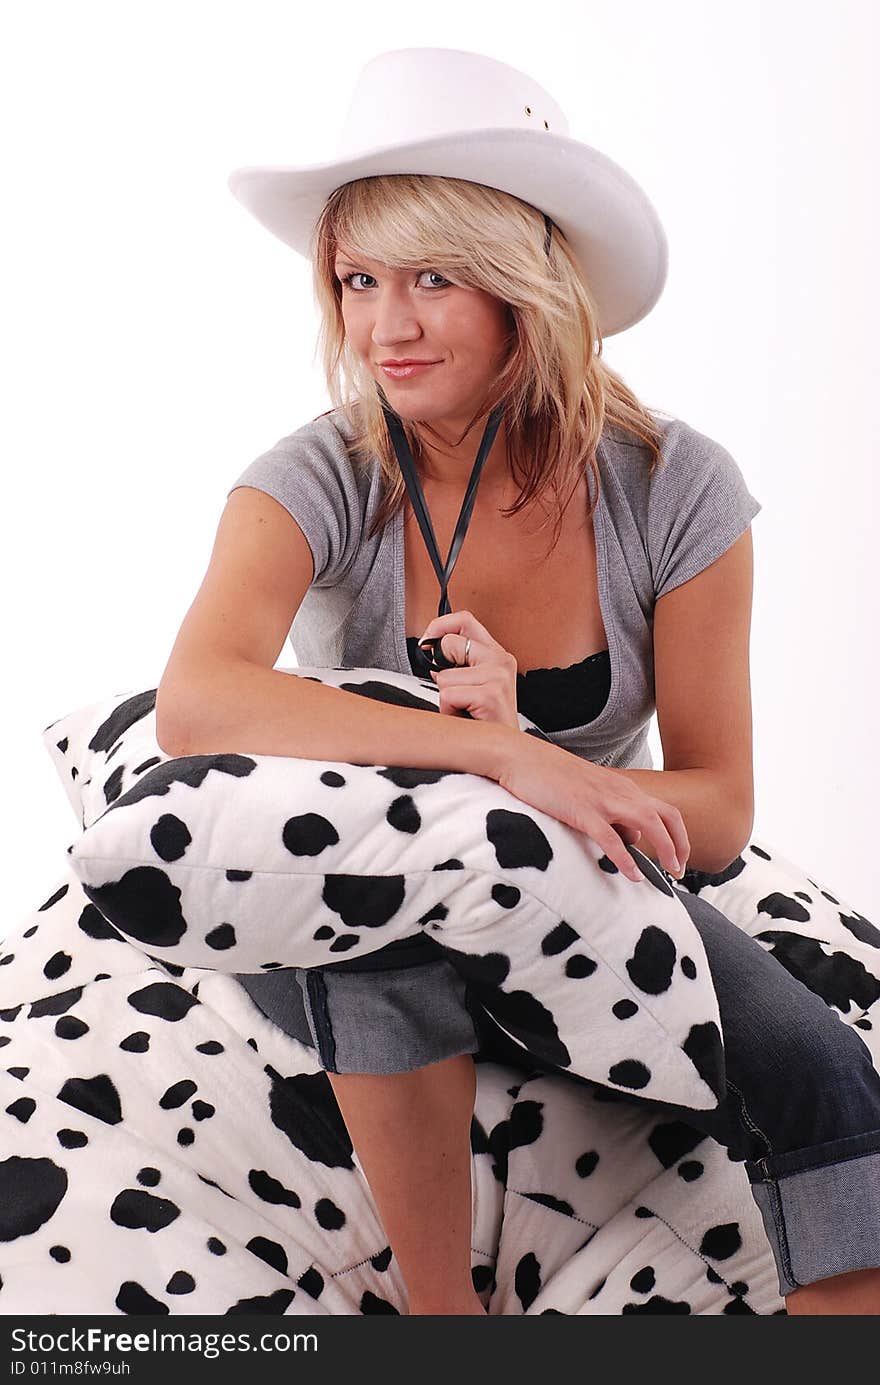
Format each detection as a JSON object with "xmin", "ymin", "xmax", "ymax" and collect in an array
[{"xmin": 2, "ymin": 835, "xmax": 878, "ymax": 1314}]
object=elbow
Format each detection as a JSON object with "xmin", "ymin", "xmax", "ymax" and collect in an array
[
  {"xmin": 730, "ymin": 803, "xmax": 755, "ymax": 869},
  {"xmin": 157, "ymin": 732, "xmax": 188, "ymax": 759},
  {"xmin": 700, "ymin": 809, "xmax": 755, "ymax": 876},
  {"xmin": 154, "ymin": 688, "xmax": 191, "ymax": 759},
  {"xmin": 156, "ymin": 724, "xmax": 189, "ymax": 758}
]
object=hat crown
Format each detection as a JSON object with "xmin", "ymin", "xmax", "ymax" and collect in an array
[
  {"xmin": 226, "ymin": 46, "xmax": 668, "ymax": 337},
  {"xmin": 337, "ymin": 47, "xmax": 570, "ymax": 158}
]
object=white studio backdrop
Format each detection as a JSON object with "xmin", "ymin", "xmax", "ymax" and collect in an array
[{"xmin": 1, "ymin": 0, "xmax": 877, "ymax": 931}]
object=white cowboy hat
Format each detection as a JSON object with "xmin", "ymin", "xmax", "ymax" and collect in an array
[{"xmin": 227, "ymin": 46, "xmax": 668, "ymax": 338}]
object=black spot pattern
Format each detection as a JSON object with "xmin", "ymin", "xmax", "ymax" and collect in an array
[
  {"xmin": 608, "ymin": 1059, "xmax": 651, "ymax": 1090},
  {"xmin": 514, "ymin": 1251, "xmax": 542, "ymax": 1310},
  {"xmin": 612, "ymin": 999, "xmax": 639, "ymax": 1019},
  {"xmin": 0, "ymin": 1157, "xmax": 68, "ymax": 1238},
  {"xmin": 542, "ymin": 922, "xmax": 579, "ymax": 955},
  {"xmin": 205, "ymin": 923, "xmax": 236, "ymax": 951},
  {"xmin": 682, "ymin": 1021, "xmax": 726, "ymax": 1104},
  {"xmin": 322, "ymin": 875, "xmax": 406, "ymax": 929},
  {"xmin": 282, "ymin": 814, "xmax": 340, "ymax": 856},
  {"xmin": 700, "ymin": 1223, "xmax": 743, "ymax": 1261},
  {"xmin": 24, "ymin": 662, "xmax": 879, "ymax": 1316},
  {"xmin": 150, "ymin": 814, "xmax": 192, "ymax": 863},
  {"xmin": 127, "ymin": 983, "xmax": 200, "ymax": 1022},
  {"xmin": 626, "ymin": 927, "xmax": 677, "ymax": 995},
  {"xmin": 166, "ymin": 1271, "xmax": 195, "ymax": 1294},
  {"xmin": 757, "ymin": 932, "xmax": 880, "ymax": 1013},
  {"xmin": 315, "ymin": 1198, "xmax": 346, "ymax": 1231},
  {"xmin": 116, "ymin": 1281, "xmax": 169, "ymax": 1314},
  {"xmin": 486, "ymin": 809, "xmax": 553, "ymax": 871},
  {"xmin": 160, "ymin": 1080, "xmax": 197, "ymax": 1110},
  {"xmin": 110, "ymin": 1189, "xmax": 180, "ymax": 1233},
  {"xmin": 247, "ymin": 1237, "xmax": 288, "ymax": 1275},
  {"xmin": 57, "ymin": 1074, "xmax": 122, "ymax": 1125},
  {"xmin": 648, "ymin": 1121, "xmax": 705, "ymax": 1169}
]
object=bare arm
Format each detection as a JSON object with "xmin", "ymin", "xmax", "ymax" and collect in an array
[
  {"xmin": 160, "ymin": 664, "xmax": 687, "ymax": 882},
  {"xmin": 155, "ymin": 486, "xmax": 684, "ymax": 880},
  {"xmin": 608, "ymin": 765, "xmax": 751, "ymax": 875},
  {"xmin": 619, "ymin": 527, "xmax": 758, "ymax": 876},
  {"xmin": 158, "ymin": 655, "xmax": 519, "ymax": 782},
  {"xmin": 155, "ymin": 486, "xmax": 519, "ymax": 781}
]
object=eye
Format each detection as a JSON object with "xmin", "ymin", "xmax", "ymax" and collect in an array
[
  {"xmin": 338, "ymin": 270, "xmax": 451, "ymax": 291},
  {"xmin": 339, "ymin": 271, "xmax": 376, "ymax": 291}
]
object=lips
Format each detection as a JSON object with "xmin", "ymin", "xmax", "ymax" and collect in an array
[{"xmin": 380, "ymin": 361, "xmax": 439, "ymax": 379}]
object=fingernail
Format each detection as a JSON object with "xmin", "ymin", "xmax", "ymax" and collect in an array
[{"xmin": 671, "ymin": 857, "xmax": 681, "ymax": 874}]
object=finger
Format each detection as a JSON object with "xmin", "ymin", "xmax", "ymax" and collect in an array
[
  {"xmin": 418, "ymin": 609, "xmax": 503, "ymax": 653},
  {"xmin": 422, "ymin": 632, "xmax": 492, "ymax": 670},
  {"xmin": 601, "ymin": 800, "xmax": 669, "ymax": 872},
  {"xmin": 645, "ymin": 804, "xmax": 690, "ymax": 874},
  {"xmin": 607, "ymin": 799, "xmax": 684, "ymax": 878},
  {"xmin": 429, "ymin": 640, "xmax": 494, "ymax": 673},
  {"xmin": 417, "ymin": 611, "xmax": 473, "ymax": 644},
  {"xmin": 417, "ymin": 635, "xmax": 460, "ymax": 671},
  {"xmin": 440, "ymin": 632, "xmax": 482, "ymax": 667},
  {"xmin": 636, "ymin": 810, "xmax": 682, "ymax": 877},
  {"xmin": 584, "ymin": 814, "xmax": 646, "ymax": 883},
  {"xmin": 659, "ymin": 805, "xmax": 691, "ymax": 872},
  {"xmin": 434, "ymin": 679, "xmax": 505, "ymax": 719},
  {"xmin": 615, "ymin": 824, "xmax": 642, "ymax": 847}
]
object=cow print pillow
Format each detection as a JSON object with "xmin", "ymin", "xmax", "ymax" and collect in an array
[{"xmin": 43, "ymin": 665, "xmax": 726, "ymax": 1110}]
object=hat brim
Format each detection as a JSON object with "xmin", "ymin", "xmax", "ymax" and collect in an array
[{"xmin": 227, "ymin": 127, "xmax": 667, "ymax": 337}]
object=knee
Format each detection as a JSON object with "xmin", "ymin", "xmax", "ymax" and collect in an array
[
  {"xmin": 760, "ymin": 989, "xmax": 874, "ymax": 1088},
  {"xmin": 751, "ymin": 993, "xmax": 880, "ymax": 1144}
]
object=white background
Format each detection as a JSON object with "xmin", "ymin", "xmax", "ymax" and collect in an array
[{"xmin": 2, "ymin": 0, "xmax": 877, "ymax": 932}]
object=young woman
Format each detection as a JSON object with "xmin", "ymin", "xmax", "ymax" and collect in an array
[{"xmin": 157, "ymin": 49, "xmax": 880, "ymax": 1314}]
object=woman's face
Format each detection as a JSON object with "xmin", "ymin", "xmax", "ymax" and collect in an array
[{"xmin": 334, "ymin": 240, "xmax": 512, "ymax": 435}]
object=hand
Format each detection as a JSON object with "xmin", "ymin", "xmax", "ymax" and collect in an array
[
  {"xmin": 417, "ymin": 608, "xmax": 521, "ymax": 732},
  {"xmin": 495, "ymin": 731, "xmax": 690, "ymax": 884}
]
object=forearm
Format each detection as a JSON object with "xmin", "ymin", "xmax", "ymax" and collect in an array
[
  {"xmin": 157, "ymin": 657, "xmax": 514, "ymax": 781},
  {"xmin": 608, "ymin": 765, "xmax": 752, "ymax": 875}
]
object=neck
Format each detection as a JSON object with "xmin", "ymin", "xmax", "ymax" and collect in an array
[{"xmin": 412, "ymin": 411, "xmax": 511, "ymax": 493}]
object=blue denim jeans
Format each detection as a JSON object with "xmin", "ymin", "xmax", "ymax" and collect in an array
[{"xmin": 237, "ymin": 849, "xmax": 880, "ymax": 1299}]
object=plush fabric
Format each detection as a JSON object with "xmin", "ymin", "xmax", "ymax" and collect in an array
[
  {"xmin": 2, "ymin": 845, "xmax": 878, "ymax": 1314},
  {"xmin": 46, "ymin": 666, "xmax": 725, "ymax": 1110},
  {"xmin": 0, "ymin": 666, "xmax": 871, "ymax": 1314}
]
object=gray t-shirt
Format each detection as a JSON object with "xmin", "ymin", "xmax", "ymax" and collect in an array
[{"xmin": 226, "ymin": 407, "xmax": 762, "ymax": 770}]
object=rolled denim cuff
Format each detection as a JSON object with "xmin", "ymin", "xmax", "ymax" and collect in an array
[
  {"xmin": 748, "ymin": 1129, "xmax": 880, "ymax": 1297},
  {"xmin": 301, "ymin": 959, "xmax": 479, "ymax": 1075}
]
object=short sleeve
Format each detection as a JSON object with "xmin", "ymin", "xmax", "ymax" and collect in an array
[
  {"xmin": 225, "ymin": 414, "xmax": 363, "ymax": 589},
  {"xmin": 647, "ymin": 420, "xmax": 762, "ymax": 600}
]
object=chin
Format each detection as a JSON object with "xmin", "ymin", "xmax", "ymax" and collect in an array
[
  {"xmin": 375, "ymin": 374, "xmax": 479, "ymax": 424},
  {"xmin": 384, "ymin": 392, "xmax": 454, "ymax": 415}
]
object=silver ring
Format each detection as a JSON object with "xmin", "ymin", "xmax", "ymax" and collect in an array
[{"xmin": 464, "ymin": 637, "xmax": 472, "ymax": 665}]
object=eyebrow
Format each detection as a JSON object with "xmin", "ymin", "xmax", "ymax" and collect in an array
[
  {"xmin": 334, "ymin": 255, "xmax": 384, "ymax": 272},
  {"xmin": 334, "ymin": 256, "xmax": 410, "ymax": 275}
]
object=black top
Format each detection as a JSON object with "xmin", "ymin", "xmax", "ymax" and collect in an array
[{"xmin": 406, "ymin": 636, "xmax": 611, "ymax": 733}]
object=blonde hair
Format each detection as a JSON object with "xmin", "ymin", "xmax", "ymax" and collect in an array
[{"xmin": 311, "ymin": 174, "xmax": 666, "ymax": 554}]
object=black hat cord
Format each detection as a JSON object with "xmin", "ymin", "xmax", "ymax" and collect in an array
[
  {"xmin": 380, "ymin": 396, "xmax": 505, "ymax": 670},
  {"xmin": 378, "ymin": 209, "xmax": 553, "ymax": 672}
]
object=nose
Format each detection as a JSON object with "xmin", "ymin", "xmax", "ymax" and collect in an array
[{"xmin": 370, "ymin": 285, "xmax": 425, "ymax": 350}]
